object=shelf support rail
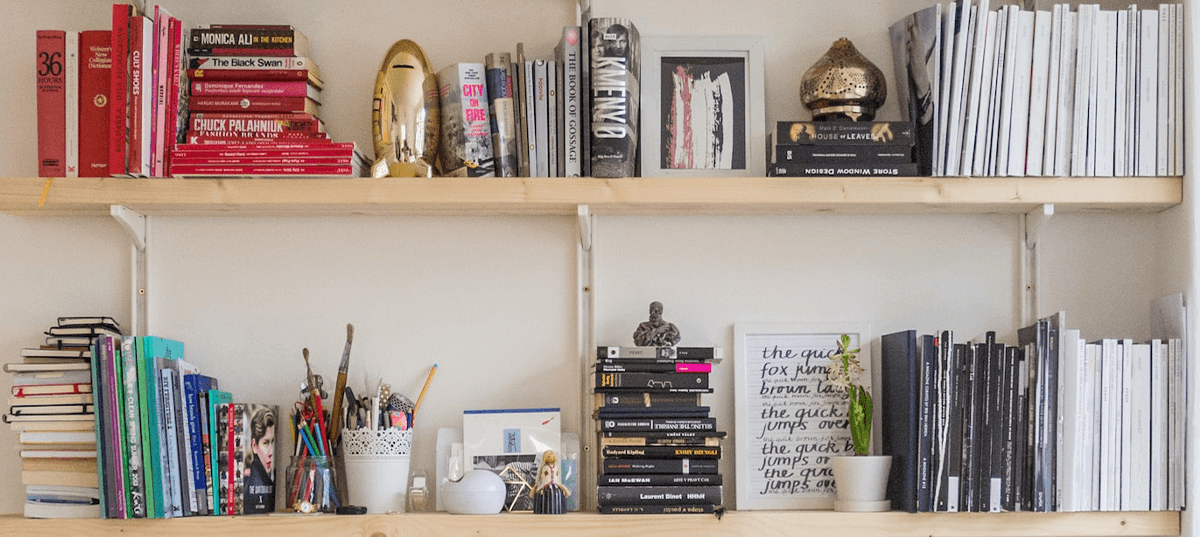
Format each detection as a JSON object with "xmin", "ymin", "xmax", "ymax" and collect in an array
[
  {"xmin": 110, "ymin": 205, "xmax": 149, "ymax": 337},
  {"xmin": 576, "ymin": 204, "xmax": 597, "ymax": 510},
  {"xmin": 1021, "ymin": 204, "xmax": 1054, "ymax": 325}
]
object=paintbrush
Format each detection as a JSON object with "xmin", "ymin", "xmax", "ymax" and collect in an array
[{"xmin": 328, "ymin": 323, "xmax": 353, "ymax": 446}]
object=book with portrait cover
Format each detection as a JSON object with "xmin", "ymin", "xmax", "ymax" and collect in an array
[
  {"xmin": 215, "ymin": 402, "xmax": 277, "ymax": 515},
  {"xmin": 436, "ymin": 62, "xmax": 495, "ymax": 177},
  {"xmin": 587, "ymin": 17, "xmax": 639, "ymax": 177}
]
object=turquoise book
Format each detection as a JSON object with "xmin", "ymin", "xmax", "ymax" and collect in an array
[{"xmin": 136, "ymin": 336, "xmax": 183, "ymax": 518}]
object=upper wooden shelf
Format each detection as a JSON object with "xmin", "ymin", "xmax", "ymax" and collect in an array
[
  {"xmin": 0, "ymin": 510, "xmax": 1181, "ymax": 537},
  {"xmin": 0, "ymin": 176, "xmax": 1182, "ymax": 217}
]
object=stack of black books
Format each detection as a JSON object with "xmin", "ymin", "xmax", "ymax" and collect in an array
[
  {"xmin": 770, "ymin": 121, "xmax": 920, "ymax": 177},
  {"xmin": 593, "ymin": 345, "xmax": 725, "ymax": 514}
]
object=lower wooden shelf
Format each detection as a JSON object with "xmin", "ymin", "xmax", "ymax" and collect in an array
[{"xmin": 0, "ymin": 510, "xmax": 1180, "ymax": 537}]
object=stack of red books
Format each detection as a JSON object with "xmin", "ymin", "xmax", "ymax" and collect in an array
[{"xmin": 171, "ymin": 24, "xmax": 366, "ymax": 177}]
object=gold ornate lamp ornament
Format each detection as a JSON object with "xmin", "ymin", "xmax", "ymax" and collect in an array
[
  {"xmin": 371, "ymin": 39, "xmax": 440, "ymax": 177},
  {"xmin": 799, "ymin": 38, "xmax": 887, "ymax": 122}
]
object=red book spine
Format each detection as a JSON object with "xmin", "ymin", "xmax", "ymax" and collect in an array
[
  {"xmin": 187, "ymin": 95, "xmax": 317, "ymax": 113},
  {"xmin": 36, "ymin": 30, "xmax": 66, "ymax": 177},
  {"xmin": 170, "ymin": 155, "xmax": 355, "ymax": 165},
  {"xmin": 182, "ymin": 135, "xmax": 333, "ymax": 145},
  {"xmin": 109, "ymin": 5, "xmax": 130, "ymax": 175},
  {"xmin": 190, "ymin": 80, "xmax": 315, "ymax": 98},
  {"xmin": 78, "ymin": 30, "xmax": 112, "ymax": 177},
  {"xmin": 163, "ymin": 16, "xmax": 184, "ymax": 176},
  {"xmin": 225, "ymin": 404, "xmax": 235, "ymax": 516},
  {"xmin": 170, "ymin": 164, "xmax": 355, "ymax": 176},
  {"xmin": 189, "ymin": 113, "xmax": 322, "ymax": 134},
  {"xmin": 186, "ymin": 130, "xmax": 328, "ymax": 141},
  {"xmin": 187, "ymin": 68, "xmax": 311, "ymax": 83},
  {"xmin": 173, "ymin": 142, "xmax": 351, "ymax": 153}
]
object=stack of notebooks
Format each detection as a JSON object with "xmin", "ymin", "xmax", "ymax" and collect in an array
[
  {"xmin": 769, "ymin": 121, "xmax": 920, "ymax": 177},
  {"xmin": 593, "ymin": 345, "xmax": 725, "ymax": 514},
  {"xmin": 172, "ymin": 24, "xmax": 367, "ymax": 177},
  {"xmin": 3, "ymin": 316, "xmax": 121, "ymax": 518}
]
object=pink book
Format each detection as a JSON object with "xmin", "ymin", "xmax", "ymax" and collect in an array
[
  {"xmin": 189, "ymin": 80, "xmax": 320, "ymax": 102},
  {"xmin": 108, "ymin": 5, "xmax": 132, "ymax": 175}
]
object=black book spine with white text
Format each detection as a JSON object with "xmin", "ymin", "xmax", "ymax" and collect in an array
[
  {"xmin": 598, "ymin": 504, "xmax": 714, "ymax": 514},
  {"xmin": 595, "ymin": 391, "xmax": 701, "ymax": 408},
  {"xmin": 600, "ymin": 445, "xmax": 720, "ymax": 459},
  {"xmin": 600, "ymin": 417, "xmax": 716, "ymax": 432},
  {"xmin": 596, "ymin": 485, "xmax": 722, "ymax": 505},
  {"xmin": 597, "ymin": 473, "xmax": 722, "ymax": 486},
  {"xmin": 601, "ymin": 429, "xmax": 726, "ymax": 440},
  {"xmin": 596, "ymin": 406, "xmax": 710, "ymax": 419},
  {"xmin": 771, "ymin": 162, "xmax": 921, "ymax": 177},
  {"xmin": 595, "ymin": 372, "xmax": 709, "ymax": 392},
  {"xmin": 598, "ymin": 435, "xmax": 722, "ymax": 448},
  {"xmin": 773, "ymin": 145, "xmax": 914, "ymax": 163},
  {"xmin": 595, "ymin": 362, "xmax": 712, "ymax": 373},
  {"xmin": 601, "ymin": 458, "xmax": 719, "ymax": 474}
]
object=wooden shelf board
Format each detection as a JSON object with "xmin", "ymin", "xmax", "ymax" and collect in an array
[
  {"xmin": 0, "ymin": 176, "xmax": 1182, "ymax": 217},
  {"xmin": 0, "ymin": 510, "xmax": 1180, "ymax": 537}
]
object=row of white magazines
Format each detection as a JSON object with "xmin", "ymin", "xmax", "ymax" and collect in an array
[{"xmin": 890, "ymin": 2, "xmax": 1185, "ymax": 177}]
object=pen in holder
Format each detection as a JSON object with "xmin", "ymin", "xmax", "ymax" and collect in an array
[{"xmin": 342, "ymin": 428, "xmax": 413, "ymax": 514}]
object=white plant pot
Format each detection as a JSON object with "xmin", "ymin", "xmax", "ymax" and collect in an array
[{"xmin": 830, "ymin": 455, "xmax": 892, "ymax": 512}]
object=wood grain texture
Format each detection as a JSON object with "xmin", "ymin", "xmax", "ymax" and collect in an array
[
  {"xmin": 0, "ymin": 176, "xmax": 1181, "ymax": 217},
  {"xmin": 0, "ymin": 510, "xmax": 1180, "ymax": 537}
]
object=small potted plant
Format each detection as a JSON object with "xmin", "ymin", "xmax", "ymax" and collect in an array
[{"xmin": 825, "ymin": 334, "xmax": 891, "ymax": 511}]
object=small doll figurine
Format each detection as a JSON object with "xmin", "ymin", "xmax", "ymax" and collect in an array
[{"xmin": 530, "ymin": 450, "xmax": 570, "ymax": 514}]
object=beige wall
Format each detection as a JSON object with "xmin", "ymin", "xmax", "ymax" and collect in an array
[{"xmin": 0, "ymin": 0, "xmax": 1183, "ymax": 515}]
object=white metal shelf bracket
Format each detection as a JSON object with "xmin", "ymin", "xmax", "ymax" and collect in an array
[
  {"xmin": 577, "ymin": 204, "xmax": 593, "ymax": 252},
  {"xmin": 1020, "ymin": 204, "xmax": 1053, "ymax": 325},
  {"xmin": 110, "ymin": 205, "xmax": 149, "ymax": 336},
  {"xmin": 1025, "ymin": 203, "xmax": 1054, "ymax": 250}
]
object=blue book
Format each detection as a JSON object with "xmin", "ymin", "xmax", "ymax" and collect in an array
[{"xmin": 183, "ymin": 373, "xmax": 217, "ymax": 515}]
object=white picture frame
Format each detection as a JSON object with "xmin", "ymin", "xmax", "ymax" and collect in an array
[
  {"xmin": 640, "ymin": 36, "xmax": 766, "ymax": 177},
  {"xmin": 733, "ymin": 322, "xmax": 872, "ymax": 510}
]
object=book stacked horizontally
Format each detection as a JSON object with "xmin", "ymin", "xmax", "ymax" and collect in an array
[
  {"xmin": 593, "ymin": 346, "xmax": 725, "ymax": 514},
  {"xmin": 3, "ymin": 316, "xmax": 122, "ymax": 518},
  {"xmin": 172, "ymin": 24, "xmax": 367, "ymax": 177},
  {"xmin": 769, "ymin": 121, "xmax": 920, "ymax": 177}
]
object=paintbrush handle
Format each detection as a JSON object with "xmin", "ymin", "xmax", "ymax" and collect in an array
[
  {"xmin": 328, "ymin": 323, "xmax": 354, "ymax": 447},
  {"xmin": 329, "ymin": 370, "xmax": 347, "ymax": 443}
]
